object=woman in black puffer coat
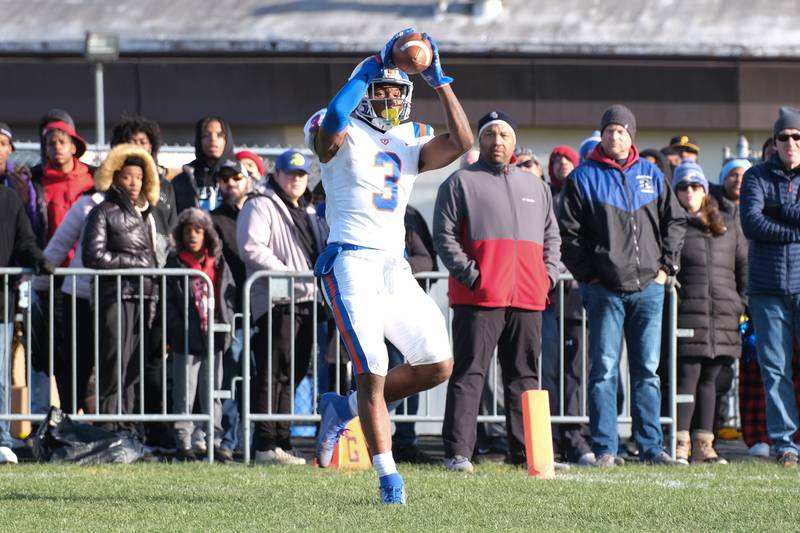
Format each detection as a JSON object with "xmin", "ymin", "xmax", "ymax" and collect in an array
[
  {"xmin": 671, "ymin": 160, "xmax": 747, "ymax": 465},
  {"xmin": 82, "ymin": 144, "xmax": 160, "ymax": 435}
]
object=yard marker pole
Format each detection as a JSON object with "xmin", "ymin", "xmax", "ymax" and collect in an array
[{"xmin": 522, "ymin": 389, "xmax": 555, "ymax": 479}]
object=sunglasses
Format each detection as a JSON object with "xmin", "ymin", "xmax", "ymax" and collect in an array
[
  {"xmin": 776, "ymin": 133, "xmax": 800, "ymax": 142},
  {"xmin": 516, "ymin": 160, "xmax": 535, "ymax": 168},
  {"xmin": 217, "ymin": 173, "xmax": 246, "ymax": 182},
  {"xmin": 676, "ymin": 182, "xmax": 704, "ymax": 192}
]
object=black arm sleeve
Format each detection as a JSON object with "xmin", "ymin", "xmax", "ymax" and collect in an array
[{"xmin": 557, "ymin": 177, "xmax": 597, "ymax": 282}]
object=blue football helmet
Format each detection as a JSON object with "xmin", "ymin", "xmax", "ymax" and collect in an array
[{"xmin": 355, "ymin": 68, "xmax": 413, "ymax": 132}]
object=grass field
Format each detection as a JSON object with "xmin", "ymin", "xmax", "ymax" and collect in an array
[{"xmin": 1, "ymin": 461, "xmax": 798, "ymax": 531}]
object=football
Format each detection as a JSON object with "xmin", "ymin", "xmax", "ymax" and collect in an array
[{"xmin": 391, "ymin": 32, "xmax": 433, "ymax": 75}]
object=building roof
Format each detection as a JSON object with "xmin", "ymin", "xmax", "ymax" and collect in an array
[{"xmin": 3, "ymin": 0, "xmax": 799, "ymax": 59}]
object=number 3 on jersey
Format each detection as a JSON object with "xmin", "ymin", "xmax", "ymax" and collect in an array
[{"xmin": 372, "ymin": 152, "xmax": 402, "ymax": 212}]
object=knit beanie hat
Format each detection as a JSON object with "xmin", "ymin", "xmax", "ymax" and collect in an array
[
  {"xmin": 579, "ymin": 130, "xmax": 601, "ymax": 161},
  {"xmin": 773, "ymin": 106, "xmax": 800, "ymax": 136},
  {"xmin": 548, "ymin": 145, "xmax": 579, "ymax": 181},
  {"xmin": 236, "ymin": 150, "xmax": 265, "ymax": 178},
  {"xmin": 671, "ymin": 159, "xmax": 708, "ymax": 194},
  {"xmin": 718, "ymin": 158, "xmax": 752, "ymax": 183},
  {"xmin": 600, "ymin": 105, "xmax": 637, "ymax": 139},
  {"xmin": 477, "ymin": 111, "xmax": 517, "ymax": 142}
]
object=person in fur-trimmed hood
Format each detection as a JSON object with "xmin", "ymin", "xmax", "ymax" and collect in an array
[
  {"xmin": 166, "ymin": 207, "xmax": 235, "ymax": 461},
  {"xmin": 82, "ymin": 143, "xmax": 160, "ymax": 271},
  {"xmin": 81, "ymin": 143, "xmax": 160, "ymax": 436}
]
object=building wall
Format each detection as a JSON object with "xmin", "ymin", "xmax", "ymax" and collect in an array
[{"xmin": 1, "ymin": 55, "xmax": 797, "ymax": 136}]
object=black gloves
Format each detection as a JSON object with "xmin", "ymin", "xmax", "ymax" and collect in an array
[
  {"xmin": 762, "ymin": 204, "xmax": 781, "ymax": 219},
  {"xmin": 34, "ymin": 259, "xmax": 56, "ymax": 276}
]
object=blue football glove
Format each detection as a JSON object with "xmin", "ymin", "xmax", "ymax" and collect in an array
[
  {"xmin": 420, "ymin": 33, "xmax": 453, "ymax": 88},
  {"xmin": 380, "ymin": 27, "xmax": 417, "ymax": 69}
]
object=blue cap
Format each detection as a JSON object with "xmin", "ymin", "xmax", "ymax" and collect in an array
[
  {"xmin": 718, "ymin": 158, "xmax": 752, "ymax": 183},
  {"xmin": 579, "ymin": 130, "xmax": 601, "ymax": 161},
  {"xmin": 671, "ymin": 159, "xmax": 708, "ymax": 194},
  {"xmin": 275, "ymin": 149, "xmax": 311, "ymax": 174}
]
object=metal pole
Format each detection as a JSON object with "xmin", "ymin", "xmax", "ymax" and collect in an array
[
  {"xmin": 3, "ymin": 275, "xmax": 8, "ymax": 421},
  {"xmin": 48, "ymin": 276, "xmax": 54, "ymax": 404},
  {"xmin": 206, "ymin": 274, "xmax": 215, "ymax": 464},
  {"xmin": 312, "ymin": 281, "xmax": 318, "ymax": 414},
  {"xmin": 94, "ymin": 62, "xmax": 105, "ymax": 149},
  {"xmin": 71, "ymin": 278, "xmax": 77, "ymax": 414},
  {"xmin": 138, "ymin": 276, "xmax": 144, "ymax": 415},
  {"xmin": 669, "ymin": 285, "xmax": 678, "ymax": 459},
  {"xmin": 161, "ymin": 277, "xmax": 167, "ymax": 416},
  {"xmin": 94, "ymin": 278, "xmax": 100, "ymax": 414},
  {"xmin": 243, "ymin": 275, "xmax": 253, "ymax": 464},
  {"xmin": 26, "ymin": 282, "xmax": 32, "ymax": 415},
  {"xmin": 558, "ymin": 277, "xmax": 565, "ymax": 416},
  {"xmin": 289, "ymin": 277, "xmax": 295, "ymax": 416},
  {"xmin": 116, "ymin": 276, "xmax": 122, "ymax": 415}
]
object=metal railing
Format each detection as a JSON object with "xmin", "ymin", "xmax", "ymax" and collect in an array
[
  {"xmin": 1, "ymin": 267, "xmax": 682, "ymax": 463},
  {"xmin": 240, "ymin": 270, "xmax": 682, "ymax": 463},
  {"xmin": 0, "ymin": 267, "xmax": 221, "ymax": 462}
]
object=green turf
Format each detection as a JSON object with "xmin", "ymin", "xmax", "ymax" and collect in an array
[{"xmin": 1, "ymin": 461, "xmax": 797, "ymax": 531}]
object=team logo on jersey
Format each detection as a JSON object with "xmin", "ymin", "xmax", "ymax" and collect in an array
[
  {"xmin": 308, "ymin": 113, "xmax": 322, "ymax": 136},
  {"xmin": 380, "ymin": 138, "xmax": 390, "ymax": 145},
  {"xmin": 636, "ymin": 175, "xmax": 655, "ymax": 194}
]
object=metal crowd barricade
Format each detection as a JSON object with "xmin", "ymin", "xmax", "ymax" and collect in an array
[
  {"xmin": 544, "ymin": 275, "xmax": 682, "ymax": 457},
  {"xmin": 240, "ymin": 270, "xmax": 681, "ymax": 464},
  {"xmin": 0, "ymin": 267, "xmax": 221, "ymax": 463}
]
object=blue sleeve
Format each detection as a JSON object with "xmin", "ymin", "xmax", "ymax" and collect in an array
[
  {"xmin": 740, "ymin": 169, "xmax": 800, "ymax": 242},
  {"xmin": 321, "ymin": 57, "xmax": 382, "ymax": 134}
]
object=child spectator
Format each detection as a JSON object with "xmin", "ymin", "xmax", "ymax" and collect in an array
[{"xmin": 167, "ymin": 208, "xmax": 235, "ymax": 462}]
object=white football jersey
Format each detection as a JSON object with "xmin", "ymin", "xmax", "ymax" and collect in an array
[{"xmin": 304, "ymin": 109, "xmax": 434, "ymax": 254}]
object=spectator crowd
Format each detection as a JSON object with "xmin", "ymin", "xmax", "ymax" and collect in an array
[{"xmin": 0, "ymin": 101, "xmax": 799, "ymax": 470}]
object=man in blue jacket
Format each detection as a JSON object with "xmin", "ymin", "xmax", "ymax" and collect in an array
[
  {"xmin": 558, "ymin": 105, "xmax": 686, "ymax": 467},
  {"xmin": 740, "ymin": 106, "xmax": 800, "ymax": 468}
]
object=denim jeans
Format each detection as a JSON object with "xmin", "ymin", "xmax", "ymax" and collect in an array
[
  {"xmin": 0, "ymin": 323, "xmax": 13, "ymax": 446},
  {"xmin": 220, "ymin": 328, "xmax": 244, "ymax": 451},
  {"xmin": 749, "ymin": 294, "xmax": 800, "ymax": 455},
  {"xmin": 581, "ymin": 281, "xmax": 665, "ymax": 459}
]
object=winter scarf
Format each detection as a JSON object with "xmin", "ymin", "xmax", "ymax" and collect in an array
[{"xmin": 178, "ymin": 249, "xmax": 219, "ymax": 333}]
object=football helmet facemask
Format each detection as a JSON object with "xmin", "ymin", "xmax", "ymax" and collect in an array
[{"xmin": 354, "ymin": 68, "xmax": 413, "ymax": 132}]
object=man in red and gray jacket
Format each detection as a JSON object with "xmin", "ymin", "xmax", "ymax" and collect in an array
[{"xmin": 434, "ymin": 111, "xmax": 561, "ymax": 471}]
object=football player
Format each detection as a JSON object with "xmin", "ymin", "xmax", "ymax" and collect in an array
[{"xmin": 305, "ymin": 28, "xmax": 472, "ymax": 504}]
